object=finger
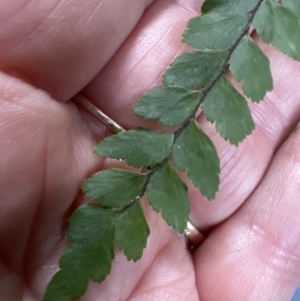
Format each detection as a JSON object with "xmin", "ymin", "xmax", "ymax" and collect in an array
[
  {"xmin": 81, "ymin": 0, "xmax": 300, "ymax": 229},
  {"xmin": 194, "ymin": 127, "xmax": 300, "ymax": 301},
  {"xmin": 0, "ymin": 0, "xmax": 153, "ymax": 100},
  {"xmin": 0, "ymin": 71, "xmax": 102, "ymax": 272},
  {"xmin": 189, "ymin": 37, "xmax": 300, "ymax": 229},
  {"xmin": 83, "ymin": 0, "xmax": 201, "ymax": 129},
  {"xmin": 0, "ymin": 61, "xmax": 128, "ymax": 298}
]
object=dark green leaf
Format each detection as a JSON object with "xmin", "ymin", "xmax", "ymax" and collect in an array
[
  {"xmin": 203, "ymin": 76, "xmax": 255, "ymax": 145},
  {"xmin": 134, "ymin": 86, "xmax": 200, "ymax": 126},
  {"xmin": 183, "ymin": 13, "xmax": 248, "ymax": 51},
  {"xmin": 43, "ymin": 205, "xmax": 116, "ymax": 301},
  {"xmin": 94, "ymin": 128, "xmax": 174, "ymax": 168},
  {"xmin": 114, "ymin": 201, "xmax": 150, "ymax": 261},
  {"xmin": 172, "ymin": 120, "xmax": 220, "ymax": 200},
  {"xmin": 230, "ymin": 36, "xmax": 273, "ymax": 102},
  {"xmin": 163, "ymin": 50, "xmax": 226, "ymax": 89},
  {"xmin": 146, "ymin": 161, "xmax": 189, "ymax": 233},
  {"xmin": 82, "ymin": 169, "xmax": 146, "ymax": 208},
  {"xmin": 43, "ymin": 269, "xmax": 88, "ymax": 301},
  {"xmin": 282, "ymin": 0, "xmax": 300, "ymax": 18},
  {"xmin": 253, "ymin": 0, "xmax": 300, "ymax": 61},
  {"xmin": 202, "ymin": 0, "xmax": 259, "ymax": 14}
]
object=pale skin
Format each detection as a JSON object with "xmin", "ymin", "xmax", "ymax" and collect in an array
[{"xmin": 1, "ymin": 0, "xmax": 300, "ymax": 300}]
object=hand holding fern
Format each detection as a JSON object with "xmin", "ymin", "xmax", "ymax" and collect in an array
[{"xmin": 0, "ymin": 0, "xmax": 300, "ymax": 300}]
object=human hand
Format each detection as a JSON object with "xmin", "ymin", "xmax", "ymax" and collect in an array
[{"xmin": 1, "ymin": 1, "xmax": 300, "ymax": 300}]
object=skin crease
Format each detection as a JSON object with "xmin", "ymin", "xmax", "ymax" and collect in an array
[{"xmin": 0, "ymin": 0, "xmax": 300, "ymax": 300}]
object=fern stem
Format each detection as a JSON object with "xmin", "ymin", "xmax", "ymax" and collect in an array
[
  {"xmin": 136, "ymin": 0, "xmax": 265, "ymax": 206},
  {"xmin": 174, "ymin": 0, "xmax": 264, "ymax": 140},
  {"xmin": 79, "ymin": 0, "xmax": 264, "ymax": 214}
]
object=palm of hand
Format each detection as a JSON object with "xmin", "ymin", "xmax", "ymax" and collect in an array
[{"xmin": 1, "ymin": 1, "xmax": 300, "ymax": 300}]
